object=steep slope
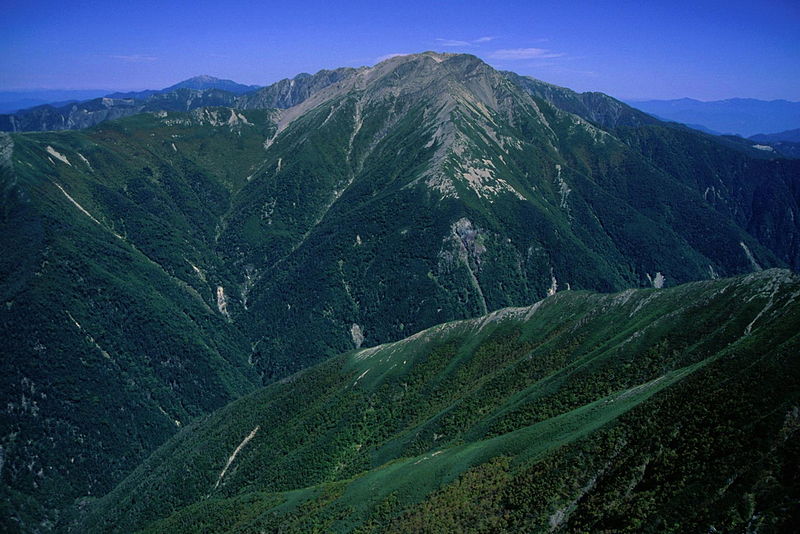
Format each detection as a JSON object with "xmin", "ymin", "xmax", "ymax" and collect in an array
[
  {"xmin": 216, "ymin": 52, "xmax": 792, "ymax": 377},
  {"xmin": 503, "ymin": 72, "xmax": 658, "ymax": 129},
  {"xmin": 79, "ymin": 270, "xmax": 800, "ymax": 533},
  {"xmin": 508, "ymin": 72, "xmax": 800, "ymax": 269},
  {"xmin": 0, "ymin": 110, "xmax": 278, "ymax": 530},
  {"xmin": 236, "ymin": 68, "xmax": 357, "ymax": 109},
  {"xmin": 3, "ymin": 52, "xmax": 800, "ymax": 531}
]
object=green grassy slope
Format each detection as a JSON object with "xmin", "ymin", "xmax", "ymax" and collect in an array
[{"xmin": 80, "ymin": 270, "xmax": 800, "ymax": 533}]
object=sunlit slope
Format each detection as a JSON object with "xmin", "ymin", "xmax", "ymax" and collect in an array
[
  {"xmin": 220, "ymin": 52, "xmax": 793, "ymax": 378},
  {"xmin": 83, "ymin": 270, "xmax": 800, "ymax": 533}
]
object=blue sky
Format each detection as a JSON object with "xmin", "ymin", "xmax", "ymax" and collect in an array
[{"xmin": 1, "ymin": 0, "xmax": 798, "ymax": 100}]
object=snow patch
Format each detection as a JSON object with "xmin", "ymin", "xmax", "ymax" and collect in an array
[
  {"xmin": 476, "ymin": 306, "xmax": 531, "ymax": 332},
  {"xmin": 740, "ymin": 242, "xmax": 763, "ymax": 272},
  {"xmin": 46, "ymin": 146, "xmax": 71, "ymax": 166},
  {"xmin": 646, "ymin": 272, "xmax": 665, "ymax": 289},
  {"xmin": 744, "ymin": 280, "xmax": 782, "ymax": 336},
  {"xmin": 353, "ymin": 368, "xmax": 370, "ymax": 386},
  {"xmin": 157, "ymin": 406, "xmax": 181, "ymax": 427},
  {"xmin": 547, "ymin": 271, "xmax": 558, "ymax": 296},
  {"xmin": 216, "ymin": 286, "xmax": 231, "ymax": 319},
  {"xmin": 187, "ymin": 260, "xmax": 206, "ymax": 282},
  {"xmin": 752, "ymin": 144, "xmax": 774, "ymax": 152},
  {"xmin": 0, "ymin": 133, "xmax": 13, "ymax": 169},
  {"xmin": 54, "ymin": 183, "xmax": 123, "ymax": 239},
  {"xmin": 76, "ymin": 152, "xmax": 93, "ymax": 170},
  {"xmin": 350, "ymin": 323, "xmax": 365, "ymax": 349},
  {"xmin": 554, "ymin": 164, "xmax": 571, "ymax": 213},
  {"xmin": 213, "ymin": 426, "xmax": 260, "ymax": 490}
]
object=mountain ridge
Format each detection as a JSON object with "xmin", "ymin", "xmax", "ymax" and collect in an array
[
  {"xmin": 2, "ymin": 52, "xmax": 799, "ymax": 532},
  {"xmin": 77, "ymin": 269, "xmax": 800, "ymax": 533}
]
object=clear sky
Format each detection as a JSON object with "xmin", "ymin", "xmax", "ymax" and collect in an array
[{"xmin": 1, "ymin": 0, "xmax": 798, "ymax": 101}]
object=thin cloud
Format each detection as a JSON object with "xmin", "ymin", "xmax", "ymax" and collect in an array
[
  {"xmin": 436, "ymin": 39, "xmax": 471, "ymax": 47},
  {"xmin": 109, "ymin": 54, "xmax": 158, "ymax": 63},
  {"xmin": 435, "ymin": 36, "xmax": 498, "ymax": 48},
  {"xmin": 489, "ymin": 48, "xmax": 565, "ymax": 60}
]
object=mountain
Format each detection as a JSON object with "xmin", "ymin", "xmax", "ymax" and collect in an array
[
  {"xmin": 0, "ymin": 70, "xmax": 351, "ymax": 134},
  {"xmin": 503, "ymin": 73, "xmax": 658, "ymax": 129},
  {"xmin": 237, "ymin": 68, "xmax": 357, "ymax": 109},
  {"xmin": 2, "ymin": 52, "xmax": 800, "ymax": 531},
  {"xmin": 0, "ymin": 76, "xmax": 261, "ymax": 133},
  {"xmin": 627, "ymin": 97, "xmax": 800, "ymax": 137},
  {"xmin": 107, "ymin": 76, "xmax": 261, "ymax": 100},
  {"xmin": 78, "ymin": 270, "xmax": 800, "ymax": 533},
  {"xmin": 0, "ymin": 91, "xmax": 111, "ymax": 114},
  {"xmin": 0, "ymin": 89, "xmax": 242, "ymax": 132},
  {"xmin": 747, "ymin": 128, "xmax": 800, "ymax": 159},
  {"xmin": 163, "ymin": 75, "xmax": 260, "ymax": 94},
  {"xmin": 751, "ymin": 128, "xmax": 800, "ymax": 144},
  {"xmin": 0, "ymin": 111, "xmax": 276, "ymax": 529}
]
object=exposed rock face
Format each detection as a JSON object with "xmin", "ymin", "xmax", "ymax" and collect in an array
[
  {"xmin": 504, "ymin": 71, "xmax": 658, "ymax": 129},
  {"xmin": 236, "ymin": 68, "xmax": 356, "ymax": 110}
]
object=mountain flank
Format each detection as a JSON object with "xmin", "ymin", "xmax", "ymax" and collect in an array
[{"xmin": 1, "ymin": 52, "xmax": 799, "ymax": 532}]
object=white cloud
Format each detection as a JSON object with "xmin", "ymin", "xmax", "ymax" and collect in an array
[
  {"xmin": 109, "ymin": 54, "xmax": 158, "ymax": 63},
  {"xmin": 488, "ymin": 48, "xmax": 565, "ymax": 60},
  {"xmin": 436, "ymin": 38, "xmax": 471, "ymax": 47},
  {"xmin": 375, "ymin": 53, "xmax": 410, "ymax": 63},
  {"xmin": 435, "ymin": 36, "xmax": 497, "ymax": 48}
]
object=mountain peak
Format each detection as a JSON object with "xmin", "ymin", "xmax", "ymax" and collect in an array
[
  {"xmin": 164, "ymin": 75, "xmax": 260, "ymax": 94},
  {"xmin": 374, "ymin": 50, "xmax": 459, "ymax": 65},
  {"xmin": 182, "ymin": 74, "xmax": 220, "ymax": 83}
]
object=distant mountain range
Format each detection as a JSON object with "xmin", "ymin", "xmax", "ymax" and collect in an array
[
  {"xmin": 628, "ymin": 97, "xmax": 800, "ymax": 137},
  {"xmin": 0, "ymin": 76, "xmax": 262, "ymax": 131},
  {"xmin": 0, "ymin": 90, "xmax": 111, "ymax": 114},
  {"xmin": 0, "ymin": 72, "xmax": 361, "ymax": 132},
  {"xmin": 105, "ymin": 75, "xmax": 261, "ymax": 99},
  {"xmin": 751, "ymin": 128, "xmax": 800, "ymax": 144},
  {"xmin": 0, "ymin": 77, "xmax": 260, "ymax": 115}
]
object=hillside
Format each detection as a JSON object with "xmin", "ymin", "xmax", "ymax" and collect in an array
[
  {"xmin": 0, "ymin": 111, "xmax": 276, "ymax": 529},
  {"xmin": 2, "ymin": 52, "xmax": 800, "ymax": 531},
  {"xmin": 79, "ymin": 270, "xmax": 800, "ymax": 533}
]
